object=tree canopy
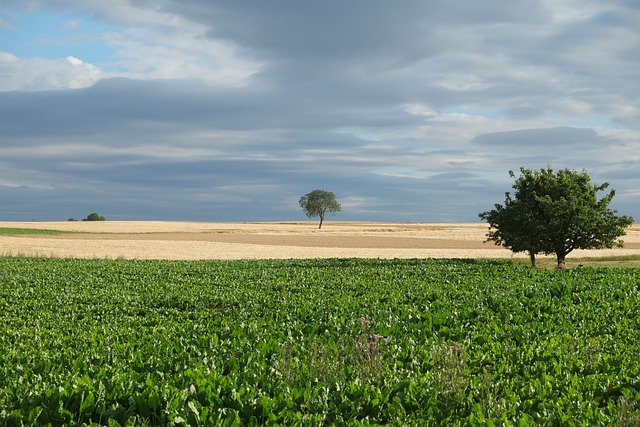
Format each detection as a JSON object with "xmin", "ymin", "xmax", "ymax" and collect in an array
[
  {"xmin": 83, "ymin": 213, "xmax": 106, "ymax": 221},
  {"xmin": 479, "ymin": 166, "xmax": 634, "ymax": 268},
  {"xmin": 299, "ymin": 189, "xmax": 341, "ymax": 229}
]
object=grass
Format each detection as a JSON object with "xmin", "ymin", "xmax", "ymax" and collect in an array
[
  {"xmin": 0, "ymin": 227, "xmax": 74, "ymax": 236},
  {"xmin": 507, "ymin": 253, "xmax": 640, "ymax": 269}
]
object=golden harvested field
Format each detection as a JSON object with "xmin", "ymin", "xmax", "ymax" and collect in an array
[{"xmin": 1, "ymin": 221, "xmax": 639, "ymax": 261}]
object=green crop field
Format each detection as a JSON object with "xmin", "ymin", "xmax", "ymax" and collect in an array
[
  {"xmin": 0, "ymin": 228, "xmax": 74, "ymax": 236},
  {"xmin": 1, "ymin": 257, "xmax": 640, "ymax": 426}
]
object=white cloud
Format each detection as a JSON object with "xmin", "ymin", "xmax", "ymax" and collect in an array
[
  {"xmin": 65, "ymin": 55, "xmax": 83, "ymax": 66},
  {"xmin": 541, "ymin": 0, "xmax": 609, "ymax": 23},
  {"xmin": 0, "ymin": 52, "xmax": 18, "ymax": 63},
  {"xmin": 0, "ymin": 179, "xmax": 21, "ymax": 189},
  {"xmin": 0, "ymin": 52, "xmax": 103, "ymax": 90},
  {"xmin": 105, "ymin": 25, "xmax": 262, "ymax": 87}
]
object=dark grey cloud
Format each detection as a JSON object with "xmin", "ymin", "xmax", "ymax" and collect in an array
[
  {"xmin": 472, "ymin": 127, "xmax": 605, "ymax": 147},
  {"xmin": 185, "ymin": 0, "xmax": 547, "ymax": 58}
]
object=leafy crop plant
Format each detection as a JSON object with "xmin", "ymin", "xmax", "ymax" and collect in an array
[{"xmin": 1, "ymin": 257, "xmax": 639, "ymax": 425}]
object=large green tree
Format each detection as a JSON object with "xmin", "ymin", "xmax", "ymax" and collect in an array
[
  {"xmin": 299, "ymin": 189, "xmax": 341, "ymax": 229},
  {"xmin": 479, "ymin": 166, "xmax": 634, "ymax": 268}
]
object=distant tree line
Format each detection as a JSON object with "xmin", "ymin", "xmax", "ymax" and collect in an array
[{"xmin": 68, "ymin": 213, "xmax": 106, "ymax": 222}]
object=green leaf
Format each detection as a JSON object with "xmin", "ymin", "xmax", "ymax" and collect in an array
[{"xmin": 79, "ymin": 392, "xmax": 95, "ymax": 414}]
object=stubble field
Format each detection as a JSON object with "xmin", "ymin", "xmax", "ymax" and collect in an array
[{"xmin": 1, "ymin": 221, "xmax": 639, "ymax": 262}]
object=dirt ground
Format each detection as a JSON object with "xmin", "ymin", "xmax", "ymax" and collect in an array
[{"xmin": 1, "ymin": 221, "xmax": 639, "ymax": 261}]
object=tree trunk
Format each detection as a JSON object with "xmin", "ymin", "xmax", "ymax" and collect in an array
[
  {"xmin": 529, "ymin": 251, "xmax": 536, "ymax": 268},
  {"xmin": 318, "ymin": 216, "xmax": 323, "ymax": 229},
  {"xmin": 556, "ymin": 254, "xmax": 566, "ymax": 269}
]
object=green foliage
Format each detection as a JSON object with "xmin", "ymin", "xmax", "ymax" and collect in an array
[
  {"xmin": 1, "ymin": 257, "xmax": 640, "ymax": 425},
  {"xmin": 84, "ymin": 213, "xmax": 106, "ymax": 221},
  {"xmin": 480, "ymin": 166, "xmax": 634, "ymax": 268},
  {"xmin": 299, "ymin": 189, "xmax": 341, "ymax": 229}
]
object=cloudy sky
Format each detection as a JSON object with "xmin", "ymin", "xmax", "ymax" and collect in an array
[{"xmin": 1, "ymin": 1, "xmax": 638, "ymax": 223}]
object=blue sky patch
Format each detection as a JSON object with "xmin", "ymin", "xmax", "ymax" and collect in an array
[{"xmin": 0, "ymin": 7, "xmax": 117, "ymax": 66}]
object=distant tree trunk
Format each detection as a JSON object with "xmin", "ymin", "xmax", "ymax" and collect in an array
[
  {"xmin": 556, "ymin": 254, "xmax": 567, "ymax": 269},
  {"xmin": 318, "ymin": 215, "xmax": 324, "ymax": 229},
  {"xmin": 529, "ymin": 251, "xmax": 536, "ymax": 268}
]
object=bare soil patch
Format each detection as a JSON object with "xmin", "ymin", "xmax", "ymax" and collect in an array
[{"xmin": 1, "ymin": 221, "xmax": 638, "ymax": 261}]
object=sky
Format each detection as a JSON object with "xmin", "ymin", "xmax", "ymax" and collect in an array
[{"xmin": 0, "ymin": 0, "xmax": 638, "ymax": 223}]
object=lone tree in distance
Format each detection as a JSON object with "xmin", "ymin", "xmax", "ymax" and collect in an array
[
  {"xmin": 299, "ymin": 189, "xmax": 342, "ymax": 229},
  {"xmin": 83, "ymin": 212, "xmax": 106, "ymax": 221},
  {"xmin": 479, "ymin": 166, "xmax": 634, "ymax": 268}
]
